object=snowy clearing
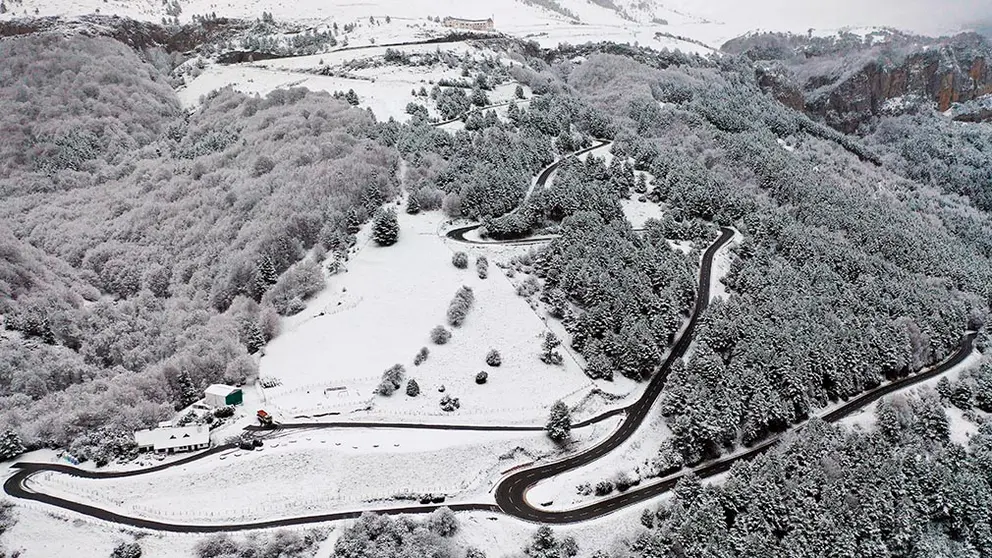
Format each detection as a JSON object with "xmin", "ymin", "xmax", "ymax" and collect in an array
[{"xmin": 258, "ymin": 210, "xmax": 595, "ymax": 424}]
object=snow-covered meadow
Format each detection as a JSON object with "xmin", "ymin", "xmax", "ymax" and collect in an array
[{"xmin": 257, "ymin": 210, "xmax": 596, "ymax": 424}]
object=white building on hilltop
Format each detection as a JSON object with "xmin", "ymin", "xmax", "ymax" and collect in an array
[
  {"xmin": 134, "ymin": 425, "xmax": 210, "ymax": 454},
  {"xmin": 442, "ymin": 17, "xmax": 495, "ymax": 31}
]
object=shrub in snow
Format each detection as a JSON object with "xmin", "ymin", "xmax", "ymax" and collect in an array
[
  {"xmin": 372, "ymin": 208, "xmax": 399, "ymax": 246},
  {"xmin": 414, "ymin": 346, "xmax": 429, "ymax": 366},
  {"xmin": 428, "ymin": 506, "xmax": 459, "ymax": 537},
  {"xmin": 442, "ymin": 192, "xmax": 462, "ymax": 217},
  {"xmin": 111, "ymin": 542, "xmax": 142, "ymax": 558},
  {"xmin": 486, "ymin": 349, "xmax": 502, "ymax": 367},
  {"xmin": 576, "ymin": 482, "xmax": 592, "ymax": 496},
  {"xmin": 594, "ymin": 480, "xmax": 614, "ymax": 496},
  {"xmin": 476, "ymin": 255, "xmax": 489, "ymax": 279},
  {"xmin": 406, "ymin": 379, "xmax": 420, "ymax": 397},
  {"xmin": 451, "ymin": 251, "xmax": 468, "ymax": 269},
  {"xmin": 515, "ymin": 84, "xmax": 525, "ymax": 99},
  {"xmin": 430, "ymin": 325, "xmax": 451, "ymax": 345},
  {"xmin": 475, "ymin": 371, "xmax": 488, "ymax": 384},
  {"xmin": 615, "ymin": 471, "xmax": 634, "ymax": 492},
  {"xmin": 516, "ymin": 277, "xmax": 540, "ymax": 297},
  {"xmin": 213, "ymin": 406, "xmax": 235, "ymax": 419},
  {"xmin": 546, "ymin": 400, "xmax": 571, "ymax": 443},
  {"xmin": 405, "ymin": 195, "xmax": 421, "ymax": 215},
  {"xmin": 440, "ymin": 394, "xmax": 460, "ymax": 412},
  {"xmin": 446, "ymin": 286, "xmax": 475, "ymax": 327},
  {"xmin": 376, "ymin": 364, "xmax": 405, "ymax": 396},
  {"xmin": 465, "ymin": 548, "xmax": 487, "ymax": 558}
]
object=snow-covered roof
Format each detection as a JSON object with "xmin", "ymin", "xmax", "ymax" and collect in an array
[
  {"xmin": 204, "ymin": 384, "xmax": 240, "ymax": 397},
  {"xmin": 134, "ymin": 426, "xmax": 210, "ymax": 450}
]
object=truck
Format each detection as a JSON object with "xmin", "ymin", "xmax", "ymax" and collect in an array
[{"xmin": 256, "ymin": 409, "xmax": 274, "ymax": 427}]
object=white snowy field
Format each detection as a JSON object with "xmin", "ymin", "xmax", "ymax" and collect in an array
[
  {"xmin": 257, "ymin": 210, "xmax": 594, "ymax": 424},
  {"xmin": 177, "ymin": 63, "xmax": 443, "ymax": 122},
  {"xmin": 26, "ymin": 418, "xmax": 621, "ymax": 524}
]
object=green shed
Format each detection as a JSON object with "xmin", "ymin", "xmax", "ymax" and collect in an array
[{"xmin": 205, "ymin": 384, "xmax": 243, "ymax": 407}]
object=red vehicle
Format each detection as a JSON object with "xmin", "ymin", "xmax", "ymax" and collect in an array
[{"xmin": 256, "ymin": 409, "xmax": 274, "ymax": 427}]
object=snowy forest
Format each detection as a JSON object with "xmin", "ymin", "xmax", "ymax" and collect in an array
[{"xmin": 2, "ymin": 19, "xmax": 992, "ymax": 557}]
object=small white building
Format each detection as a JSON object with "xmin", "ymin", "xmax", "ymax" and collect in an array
[
  {"xmin": 204, "ymin": 384, "xmax": 243, "ymax": 407},
  {"xmin": 134, "ymin": 425, "xmax": 210, "ymax": 454}
]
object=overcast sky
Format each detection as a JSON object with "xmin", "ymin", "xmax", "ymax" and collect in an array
[{"xmin": 667, "ymin": 0, "xmax": 992, "ymax": 37}]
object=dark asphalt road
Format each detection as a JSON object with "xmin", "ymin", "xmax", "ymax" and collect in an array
[
  {"xmin": 3, "ymin": 225, "xmax": 975, "ymax": 530},
  {"xmin": 493, "ymin": 226, "xmax": 734, "ymax": 521},
  {"xmin": 445, "ymin": 139, "xmax": 613, "ymax": 246},
  {"xmin": 3, "ymin": 133, "xmax": 978, "ymax": 532}
]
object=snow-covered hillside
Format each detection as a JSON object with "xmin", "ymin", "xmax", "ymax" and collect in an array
[{"xmin": 2, "ymin": 0, "xmax": 985, "ymax": 52}]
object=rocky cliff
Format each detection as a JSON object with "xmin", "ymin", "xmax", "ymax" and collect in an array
[{"xmin": 724, "ymin": 30, "xmax": 992, "ymax": 132}]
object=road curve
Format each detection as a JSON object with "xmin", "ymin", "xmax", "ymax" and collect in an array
[
  {"xmin": 445, "ymin": 139, "xmax": 612, "ymax": 246},
  {"xmin": 2, "ymin": 226, "xmax": 976, "ymax": 531},
  {"xmin": 493, "ymin": 226, "xmax": 734, "ymax": 521},
  {"xmin": 497, "ymin": 331, "xmax": 977, "ymax": 523}
]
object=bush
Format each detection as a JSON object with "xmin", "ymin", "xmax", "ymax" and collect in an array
[
  {"xmin": 213, "ymin": 406, "xmax": 235, "ymax": 418},
  {"xmin": 406, "ymin": 379, "xmax": 420, "ymax": 397},
  {"xmin": 440, "ymin": 394, "xmax": 461, "ymax": 412},
  {"xmin": 428, "ymin": 506, "xmax": 459, "ymax": 537},
  {"xmin": 466, "ymin": 548, "xmax": 487, "ymax": 558},
  {"xmin": 476, "ymin": 371, "xmax": 488, "ymax": 384},
  {"xmin": 594, "ymin": 480, "xmax": 614, "ymax": 496},
  {"xmin": 447, "ymin": 286, "xmax": 475, "ymax": 327},
  {"xmin": 516, "ymin": 276, "xmax": 541, "ymax": 297},
  {"xmin": 486, "ymin": 349, "xmax": 502, "ymax": 367},
  {"xmin": 452, "ymin": 251, "xmax": 468, "ymax": 269},
  {"xmin": 110, "ymin": 542, "xmax": 142, "ymax": 558},
  {"xmin": 376, "ymin": 364, "xmax": 405, "ymax": 396},
  {"xmin": 372, "ymin": 208, "xmax": 399, "ymax": 246},
  {"xmin": 476, "ymin": 255, "xmax": 489, "ymax": 279},
  {"xmin": 431, "ymin": 325, "xmax": 451, "ymax": 345},
  {"xmin": 414, "ymin": 346, "xmax": 429, "ymax": 366},
  {"xmin": 615, "ymin": 471, "xmax": 634, "ymax": 492}
]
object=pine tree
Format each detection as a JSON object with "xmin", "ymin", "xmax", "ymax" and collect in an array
[
  {"xmin": 546, "ymin": 400, "xmax": 571, "ymax": 442},
  {"xmin": 345, "ymin": 89, "xmax": 359, "ymax": 105},
  {"xmin": 175, "ymin": 370, "xmax": 200, "ymax": 409},
  {"xmin": 255, "ymin": 256, "xmax": 278, "ymax": 292},
  {"xmin": 0, "ymin": 430, "xmax": 25, "ymax": 461},
  {"xmin": 241, "ymin": 319, "xmax": 265, "ymax": 355},
  {"xmin": 541, "ymin": 332, "xmax": 563, "ymax": 365},
  {"xmin": 406, "ymin": 379, "xmax": 420, "ymax": 397},
  {"xmin": 372, "ymin": 208, "xmax": 399, "ymax": 246},
  {"xmin": 406, "ymin": 194, "xmax": 421, "ymax": 215},
  {"xmin": 515, "ymin": 84, "xmax": 525, "ymax": 99}
]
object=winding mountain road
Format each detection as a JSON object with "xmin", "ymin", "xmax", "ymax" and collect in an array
[
  {"xmin": 5, "ymin": 224, "xmax": 973, "ymax": 531},
  {"xmin": 3, "ymin": 136, "xmax": 979, "ymax": 533}
]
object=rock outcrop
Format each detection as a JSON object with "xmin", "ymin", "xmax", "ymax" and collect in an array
[{"xmin": 725, "ymin": 30, "xmax": 992, "ymax": 132}]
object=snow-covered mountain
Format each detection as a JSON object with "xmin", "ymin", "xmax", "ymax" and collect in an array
[{"xmin": 1, "ymin": 0, "xmax": 988, "ymax": 51}]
